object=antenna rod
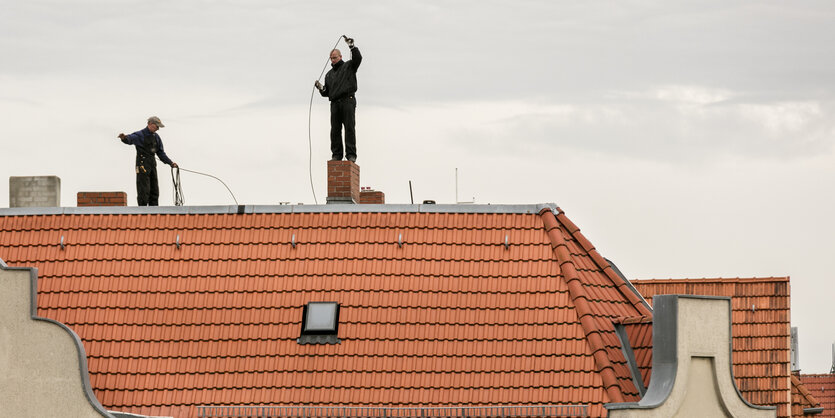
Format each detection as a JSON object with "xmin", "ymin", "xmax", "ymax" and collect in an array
[
  {"xmin": 455, "ymin": 168, "xmax": 458, "ymax": 203},
  {"xmin": 831, "ymin": 343, "xmax": 835, "ymax": 374},
  {"xmin": 409, "ymin": 181, "xmax": 414, "ymax": 204}
]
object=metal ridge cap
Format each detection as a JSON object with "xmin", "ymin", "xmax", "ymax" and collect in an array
[
  {"xmin": 0, "ymin": 203, "xmax": 558, "ymax": 216},
  {"xmin": 288, "ymin": 203, "xmax": 555, "ymax": 214},
  {"xmin": 0, "ymin": 205, "xmax": 241, "ymax": 216}
]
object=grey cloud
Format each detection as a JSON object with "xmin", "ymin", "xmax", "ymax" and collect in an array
[{"xmin": 456, "ymin": 96, "xmax": 835, "ymax": 163}]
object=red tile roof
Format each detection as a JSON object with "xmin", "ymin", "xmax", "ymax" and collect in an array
[
  {"xmin": 800, "ymin": 374, "xmax": 835, "ymax": 417},
  {"xmin": 631, "ymin": 277, "xmax": 793, "ymax": 417},
  {"xmin": 792, "ymin": 373, "xmax": 823, "ymax": 416},
  {"xmin": 0, "ymin": 205, "xmax": 650, "ymax": 418}
]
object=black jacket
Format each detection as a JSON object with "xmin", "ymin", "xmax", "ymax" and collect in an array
[
  {"xmin": 121, "ymin": 127, "xmax": 174, "ymax": 169},
  {"xmin": 320, "ymin": 46, "xmax": 362, "ymax": 101}
]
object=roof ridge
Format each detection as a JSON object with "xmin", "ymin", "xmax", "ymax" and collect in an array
[
  {"xmin": 538, "ymin": 207, "xmax": 625, "ymax": 403},
  {"xmin": 553, "ymin": 209, "xmax": 652, "ymax": 317},
  {"xmin": 0, "ymin": 203, "xmax": 560, "ymax": 217},
  {"xmin": 631, "ymin": 277, "xmax": 789, "ymax": 283},
  {"xmin": 792, "ymin": 374, "xmax": 821, "ymax": 407}
]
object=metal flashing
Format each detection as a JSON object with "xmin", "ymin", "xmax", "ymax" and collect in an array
[
  {"xmin": 0, "ymin": 203, "xmax": 559, "ymax": 216},
  {"xmin": 108, "ymin": 412, "xmax": 173, "ymax": 418},
  {"xmin": 614, "ymin": 323, "xmax": 647, "ymax": 396},
  {"xmin": 803, "ymin": 407, "xmax": 824, "ymax": 414},
  {"xmin": 605, "ymin": 257, "xmax": 652, "ymax": 312},
  {"xmin": 0, "ymin": 258, "xmax": 114, "ymax": 417},
  {"xmin": 605, "ymin": 295, "xmax": 776, "ymax": 414},
  {"xmin": 325, "ymin": 196, "xmax": 358, "ymax": 205},
  {"xmin": 612, "ymin": 295, "xmax": 678, "ymax": 410},
  {"xmin": 296, "ymin": 334, "xmax": 341, "ymax": 345}
]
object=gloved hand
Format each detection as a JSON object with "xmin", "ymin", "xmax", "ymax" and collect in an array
[
  {"xmin": 314, "ymin": 80, "xmax": 323, "ymax": 91},
  {"xmin": 345, "ymin": 37, "xmax": 354, "ymax": 47}
]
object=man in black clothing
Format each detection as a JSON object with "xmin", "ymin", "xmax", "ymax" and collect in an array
[
  {"xmin": 315, "ymin": 36, "xmax": 362, "ymax": 162},
  {"xmin": 118, "ymin": 116, "xmax": 178, "ymax": 206}
]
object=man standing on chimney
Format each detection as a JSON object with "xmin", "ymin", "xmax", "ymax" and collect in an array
[
  {"xmin": 117, "ymin": 116, "xmax": 178, "ymax": 206},
  {"xmin": 315, "ymin": 36, "xmax": 362, "ymax": 162}
]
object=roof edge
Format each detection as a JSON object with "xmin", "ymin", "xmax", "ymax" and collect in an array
[
  {"xmin": 553, "ymin": 209, "xmax": 652, "ymax": 317},
  {"xmin": 0, "ymin": 203, "xmax": 558, "ymax": 216}
]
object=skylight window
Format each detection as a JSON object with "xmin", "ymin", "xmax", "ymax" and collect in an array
[{"xmin": 298, "ymin": 302, "xmax": 341, "ymax": 345}]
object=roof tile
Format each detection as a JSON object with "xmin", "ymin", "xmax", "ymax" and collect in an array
[
  {"xmin": 800, "ymin": 373, "xmax": 835, "ymax": 417},
  {"xmin": 2, "ymin": 207, "xmax": 647, "ymax": 417},
  {"xmin": 632, "ymin": 277, "xmax": 793, "ymax": 417}
]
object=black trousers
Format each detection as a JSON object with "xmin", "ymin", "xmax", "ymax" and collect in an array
[
  {"xmin": 136, "ymin": 167, "xmax": 159, "ymax": 206},
  {"xmin": 330, "ymin": 96, "xmax": 357, "ymax": 160}
]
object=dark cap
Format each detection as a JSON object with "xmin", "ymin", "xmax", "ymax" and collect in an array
[{"xmin": 147, "ymin": 116, "xmax": 165, "ymax": 128}]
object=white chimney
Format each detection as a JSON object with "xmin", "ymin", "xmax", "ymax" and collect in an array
[{"xmin": 9, "ymin": 176, "xmax": 61, "ymax": 207}]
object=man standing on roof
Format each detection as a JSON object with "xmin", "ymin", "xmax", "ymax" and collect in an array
[
  {"xmin": 117, "ymin": 116, "xmax": 178, "ymax": 206},
  {"xmin": 315, "ymin": 36, "xmax": 362, "ymax": 162}
]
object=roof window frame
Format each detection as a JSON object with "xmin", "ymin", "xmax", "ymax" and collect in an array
[{"xmin": 297, "ymin": 301, "xmax": 341, "ymax": 345}]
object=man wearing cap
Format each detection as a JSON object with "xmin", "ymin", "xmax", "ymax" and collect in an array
[
  {"xmin": 118, "ymin": 116, "xmax": 178, "ymax": 206},
  {"xmin": 315, "ymin": 36, "xmax": 362, "ymax": 162}
]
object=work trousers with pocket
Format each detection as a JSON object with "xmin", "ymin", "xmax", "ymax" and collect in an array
[
  {"xmin": 330, "ymin": 96, "xmax": 357, "ymax": 160},
  {"xmin": 136, "ymin": 167, "xmax": 160, "ymax": 206}
]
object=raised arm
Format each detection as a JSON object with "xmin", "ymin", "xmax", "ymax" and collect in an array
[{"xmin": 350, "ymin": 45, "xmax": 362, "ymax": 71}]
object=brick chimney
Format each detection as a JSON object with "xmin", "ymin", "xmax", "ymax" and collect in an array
[
  {"xmin": 327, "ymin": 161, "xmax": 360, "ymax": 204},
  {"xmin": 77, "ymin": 192, "xmax": 128, "ymax": 207},
  {"xmin": 9, "ymin": 176, "xmax": 61, "ymax": 207},
  {"xmin": 359, "ymin": 187, "xmax": 385, "ymax": 204}
]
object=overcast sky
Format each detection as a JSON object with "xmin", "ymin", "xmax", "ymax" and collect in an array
[{"xmin": 2, "ymin": 0, "xmax": 834, "ymax": 372}]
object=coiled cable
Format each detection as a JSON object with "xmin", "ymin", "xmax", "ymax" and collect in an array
[{"xmin": 171, "ymin": 166, "xmax": 239, "ymax": 206}]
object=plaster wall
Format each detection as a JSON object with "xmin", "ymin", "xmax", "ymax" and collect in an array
[
  {"xmin": 0, "ymin": 265, "xmax": 109, "ymax": 417},
  {"xmin": 608, "ymin": 296, "xmax": 776, "ymax": 418}
]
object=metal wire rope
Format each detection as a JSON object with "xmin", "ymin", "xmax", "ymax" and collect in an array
[{"xmin": 171, "ymin": 166, "xmax": 239, "ymax": 206}]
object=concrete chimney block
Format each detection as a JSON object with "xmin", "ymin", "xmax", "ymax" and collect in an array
[{"xmin": 9, "ymin": 176, "xmax": 61, "ymax": 208}]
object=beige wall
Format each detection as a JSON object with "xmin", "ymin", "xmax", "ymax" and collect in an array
[
  {"xmin": 608, "ymin": 296, "xmax": 776, "ymax": 418},
  {"xmin": 0, "ymin": 263, "xmax": 111, "ymax": 418}
]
